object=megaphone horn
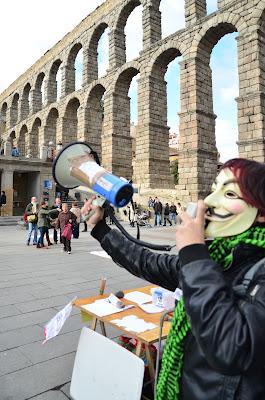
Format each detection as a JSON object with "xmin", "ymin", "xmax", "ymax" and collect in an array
[{"xmin": 52, "ymin": 141, "xmax": 134, "ymax": 208}]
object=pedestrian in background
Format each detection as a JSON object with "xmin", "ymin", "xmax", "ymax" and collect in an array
[
  {"xmin": 25, "ymin": 196, "xmax": 39, "ymax": 245},
  {"xmin": 169, "ymin": 202, "xmax": 177, "ymax": 225},
  {"xmin": 36, "ymin": 201, "xmax": 53, "ymax": 248},
  {"xmin": 154, "ymin": 197, "xmax": 162, "ymax": 226},
  {"xmin": 70, "ymin": 201, "xmax": 81, "ymax": 239},
  {"xmin": 163, "ymin": 202, "xmax": 172, "ymax": 226},
  {"xmin": 57, "ymin": 203, "xmax": 76, "ymax": 254},
  {"xmin": 82, "ymin": 198, "xmax": 88, "ymax": 232}
]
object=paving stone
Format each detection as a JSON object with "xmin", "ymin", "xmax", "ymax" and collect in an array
[
  {"xmin": 0, "ymin": 308, "xmax": 56, "ymax": 333},
  {"xmin": 20, "ymin": 331, "xmax": 80, "ymax": 364},
  {"xmin": 30, "ymin": 390, "xmax": 69, "ymax": 399},
  {"xmin": 14, "ymin": 295, "xmax": 70, "ymax": 314},
  {"xmin": 60, "ymin": 382, "xmax": 71, "ymax": 398},
  {"xmin": 0, "ymin": 348, "xmax": 32, "ymax": 376},
  {"xmin": 0, "ymin": 352, "xmax": 75, "ymax": 400},
  {"xmin": 0, "ymin": 325, "xmax": 43, "ymax": 352},
  {"xmin": 0, "ymin": 304, "xmax": 21, "ymax": 319}
]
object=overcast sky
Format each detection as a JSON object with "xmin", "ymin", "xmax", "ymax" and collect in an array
[{"xmin": 0, "ymin": 0, "xmax": 238, "ymax": 161}]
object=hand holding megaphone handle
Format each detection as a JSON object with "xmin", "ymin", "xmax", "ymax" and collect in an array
[{"xmin": 82, "ymin": 196, "xmax": 106, "ymax": 221}]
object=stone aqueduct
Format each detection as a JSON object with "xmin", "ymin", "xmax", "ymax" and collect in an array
[{"xmin": 1, "ymin": 0, "xmax": 265, "ymax": 209}]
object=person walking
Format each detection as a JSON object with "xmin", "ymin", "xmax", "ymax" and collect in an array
[
  {"xmin": 83, "ymin": 157, "xmax": 265, "ymax": 400},
  {"xmin": 81, "ymin": 198, "xmax": 88, "ymax": 232},
  {"xmin": 36, "ymin": 201, "xmax": 54, "ymax": 248},
  {"xmin": 49, "ymin": 197, "xmax": 62, "ymax": 244},
  {"xmin": 169, "ymin": 202, "xmax": 177, "ymax": 225},
  {"xmin": 0, "ymin": 190, "xmax": 7, "ymax": 216},
  {"xmin": 163, "ymin": 203, "xmax": 172, "ymax": 226},
  {"xmin": 153, "ymin": 197, "xmax": 162, "ymax": 226},
  {"xmin": 70, "ymin": 201, "xmax": 81, "ymax": 239},
  {"xmin": 25, "ymin": 197, "xmax": 39, "ymax": 245},
  {"xmin": 56, "ymin": 203, "xmax": 76, "ymax": 254}
]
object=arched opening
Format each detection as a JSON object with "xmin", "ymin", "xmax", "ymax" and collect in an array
[
  {"xmin": 159, "ymin": 0, "xmax": 185, "ymax": 39},
  {"xmin": 47, "ymin": 59, "xmax": 62, "ymax": 104},
  {"xmin": 86, "ymin": 23, "xmax": 109, "ymax": 83},
  {"xmin": 114, "ymin": 67, "xmax": 140, "ymax": 179},
  {"xmin": 98, "ymin": 27, "xmax": 110, "ymax": 78},
  {"xmin": 62, "ymin": 98, "xmax": 80, "ymax": 144},
  {"xmin": 207, "ymin": 0, "xmax": 218, "ymax": 14},
  {"xmin": 30, "ymin": 118, "xmax": 41, "ymax": 158},
  {"xmin": 75, "ymin": 47, "xmax": 84, "ymax": 91},
  {"xmin": 45, "ymin": 108, "xmax": 59, "ymax": 149},
  {"xmin": 85, "ymin": 85, "xmax": 106, "ymax": 158},
  {"xmin": 128, "ymin": 74, "xmax": 139, "ymax": 178},
  {"xmin": 197, "ymin": 24, "xmax": 238, "ymax": 163},
  {"xmin": 21, "ymin": 83, "xmax": 31, "ymax": 120},
  {"xmin": 18, "ymin": 125, "xmax": 28, "ymax": 157},
  {"xmin": 0, "ymin": 102, "xmax": 7, "ymax": 134},
  {"xmin": 150, "ymin": 48, "xmax": 182, "ymax": 186},
  {"xmin": 211, "ymin": 32, "xmax": 238, "ymax": 162},
  {"xmin": 10, "ymin": 93, "xmax": 19, "ymax": 126},
  {"xmin": 125, "ymin": 4, "xmax": 143, "ymax": 62},
  {"xmin": 33, "ymin": 72, "xmax": 45, "ymax": 112},
  {"xmin": 66, "ymin": 43, "xmax": 83, "ymax": 94}
]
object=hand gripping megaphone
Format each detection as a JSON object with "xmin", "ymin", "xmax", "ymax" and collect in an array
[{"xmin": 52, "ymin": 141, "xmax": 134, "ymax": 208}]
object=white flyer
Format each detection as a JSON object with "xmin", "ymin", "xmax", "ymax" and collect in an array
[{"xmin": 43, "ymin": 297, "xmax": 76, "ymax": 344}]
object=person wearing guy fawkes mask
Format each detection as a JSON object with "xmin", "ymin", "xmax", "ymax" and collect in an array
[{"xmin": 82, "ymin": 158, "xmax": 265, "ymax": 400}]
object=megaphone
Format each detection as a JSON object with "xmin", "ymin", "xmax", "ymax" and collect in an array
[{"xmin": 52, "ymin": 141, "xmax": 134, "ymax": 208}]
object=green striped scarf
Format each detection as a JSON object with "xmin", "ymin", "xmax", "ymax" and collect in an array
[{"xmin": 156, "ymin": 226, "xmax": 265, "ymax": 400}]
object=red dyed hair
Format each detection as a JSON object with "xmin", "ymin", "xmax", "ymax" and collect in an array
[{"xmin": 221, "ymin": 158, "xmax": 265, "ymax": 216}]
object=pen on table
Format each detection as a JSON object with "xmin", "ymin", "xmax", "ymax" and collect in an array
[{"xmin": 99, "ymin": 277, "xmax": 106, "ymax": 295}]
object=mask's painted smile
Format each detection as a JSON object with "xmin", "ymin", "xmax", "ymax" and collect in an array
[{"xmin": 204, "ymin": 169, "xmax": 258, "ymax": 238}]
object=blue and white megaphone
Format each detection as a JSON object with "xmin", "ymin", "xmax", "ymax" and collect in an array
[{"xmin": 52, "ymin": 141, "xmax": 134, "ymax": 208}]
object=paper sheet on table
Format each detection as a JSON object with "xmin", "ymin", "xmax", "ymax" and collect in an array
[
  {"xmin": 139, "ymin": 303, "xmax": 165, "ymax": 314},
  {"xmin": 124, "ymin": 291, "xmax": 153, "ymax": 305},
  {"xmin": 90, "ymin": 250, "xmax": 111, "ymax": 259},
  {"xmin": 81, "ymin": 299, "xmax": 134, "ymax": 317},
  {"xmin": 111, "ymin": 315, "xmax": 157, "ymax": 333}
]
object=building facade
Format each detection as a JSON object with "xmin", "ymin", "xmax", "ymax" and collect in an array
[{"xmin": 1, "ymin": 0, "xmax": 265, "ymax": 215}]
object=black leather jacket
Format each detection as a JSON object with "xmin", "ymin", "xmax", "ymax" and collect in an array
[{"xmin": 91, "ymin": 221, "xmax": 265, "ymax": 400}]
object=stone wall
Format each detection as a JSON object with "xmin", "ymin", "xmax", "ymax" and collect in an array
[{"xmin": 1, "ymin": 0, "xmax": 265, "ymax": 204}]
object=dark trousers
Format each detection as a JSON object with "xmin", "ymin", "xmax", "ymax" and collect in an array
[
  {"xmin": 163, "ymin": 216, "xmax": 172, "ymax": 226},
  {"xmin": 83, "ymin": 221, "xmax": 87, "ymax": 232},
  {"xmin": 73, "ymin": 223, "xmax": 80, "ymax": 239},
  {"xmin": 53, "ymin": 229, "xmax": 62, "ymax": 243},
  {"xmin": 62, "ymin": 236, "xmax": 71, "ymax": 252},
  {"xmin": 38, "ymin": 227, "xmax": 48, "ymax": 246}
]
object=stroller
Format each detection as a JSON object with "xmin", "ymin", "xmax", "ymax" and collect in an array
[{"xmin": 136, "ymin": 210, "xmax": 152, "ymax": 228}]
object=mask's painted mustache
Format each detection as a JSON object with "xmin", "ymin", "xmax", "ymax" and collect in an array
[{"xmin": 206, "ymin": 208, "xmax": 233, "ymax": 219}]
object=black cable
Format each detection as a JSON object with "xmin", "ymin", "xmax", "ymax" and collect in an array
[{"xmin": 107, "ymin": 207, "xmax": 174, "ymax": 252}]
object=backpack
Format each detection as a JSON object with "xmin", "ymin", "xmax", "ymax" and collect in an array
[{"xmin": 233, "ymin": 257, "xmax": 265, "ymax": 298}]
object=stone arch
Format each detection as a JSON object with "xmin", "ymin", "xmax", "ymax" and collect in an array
[
  {"xmin": 10, "ymin": 93, "xmax": 19, "ymax": 127},
  {"xmin": 62, "ymin": 98, "xmax": 80, "ymax": 144},
  {"xmin": 47, "ymin": 59, "xmax": 62, "ymax": 104},
  {"xmin": 32, "ymin": 72, "xmax": 45, "ymax": 113},
  {"xmin": 20, "ymin": 83, "xmax": 31, "ymax": 121},
  {"xmin": 191, "ymin": 12, "xmax": 248, "ymax": 57},
  {"xmin": 29, "ymin": 118, "xmax": 41, "ymax": 158},
  {"xmin": 64, "ymin": 43, "xmax": 83, "ymax": 95},
  {"xmin": 17, "ymin": 124, "xmax": 28, "ymax": 157},
  {"xmin": 84, "ymin": 84, "xmax": 106, "ymax": 158},
  {"xmin": 0, "ymin": 102, "xmax": 8, "ymax": 134},
  {"xmin": 111, "ymin": 0, "xmax": 143, "ymax": 67},
  {"xmin": 86, "ymin": 23, "xmax": 109, "ymax": 83},
  {"xmin": 45, "ymin": 107, "xmax": 59, "ymax": 146}
]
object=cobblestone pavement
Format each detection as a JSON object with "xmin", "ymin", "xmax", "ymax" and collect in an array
[{"xmin": 0, "ymin": 223, "xmax": 177, "ymax": 400}]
